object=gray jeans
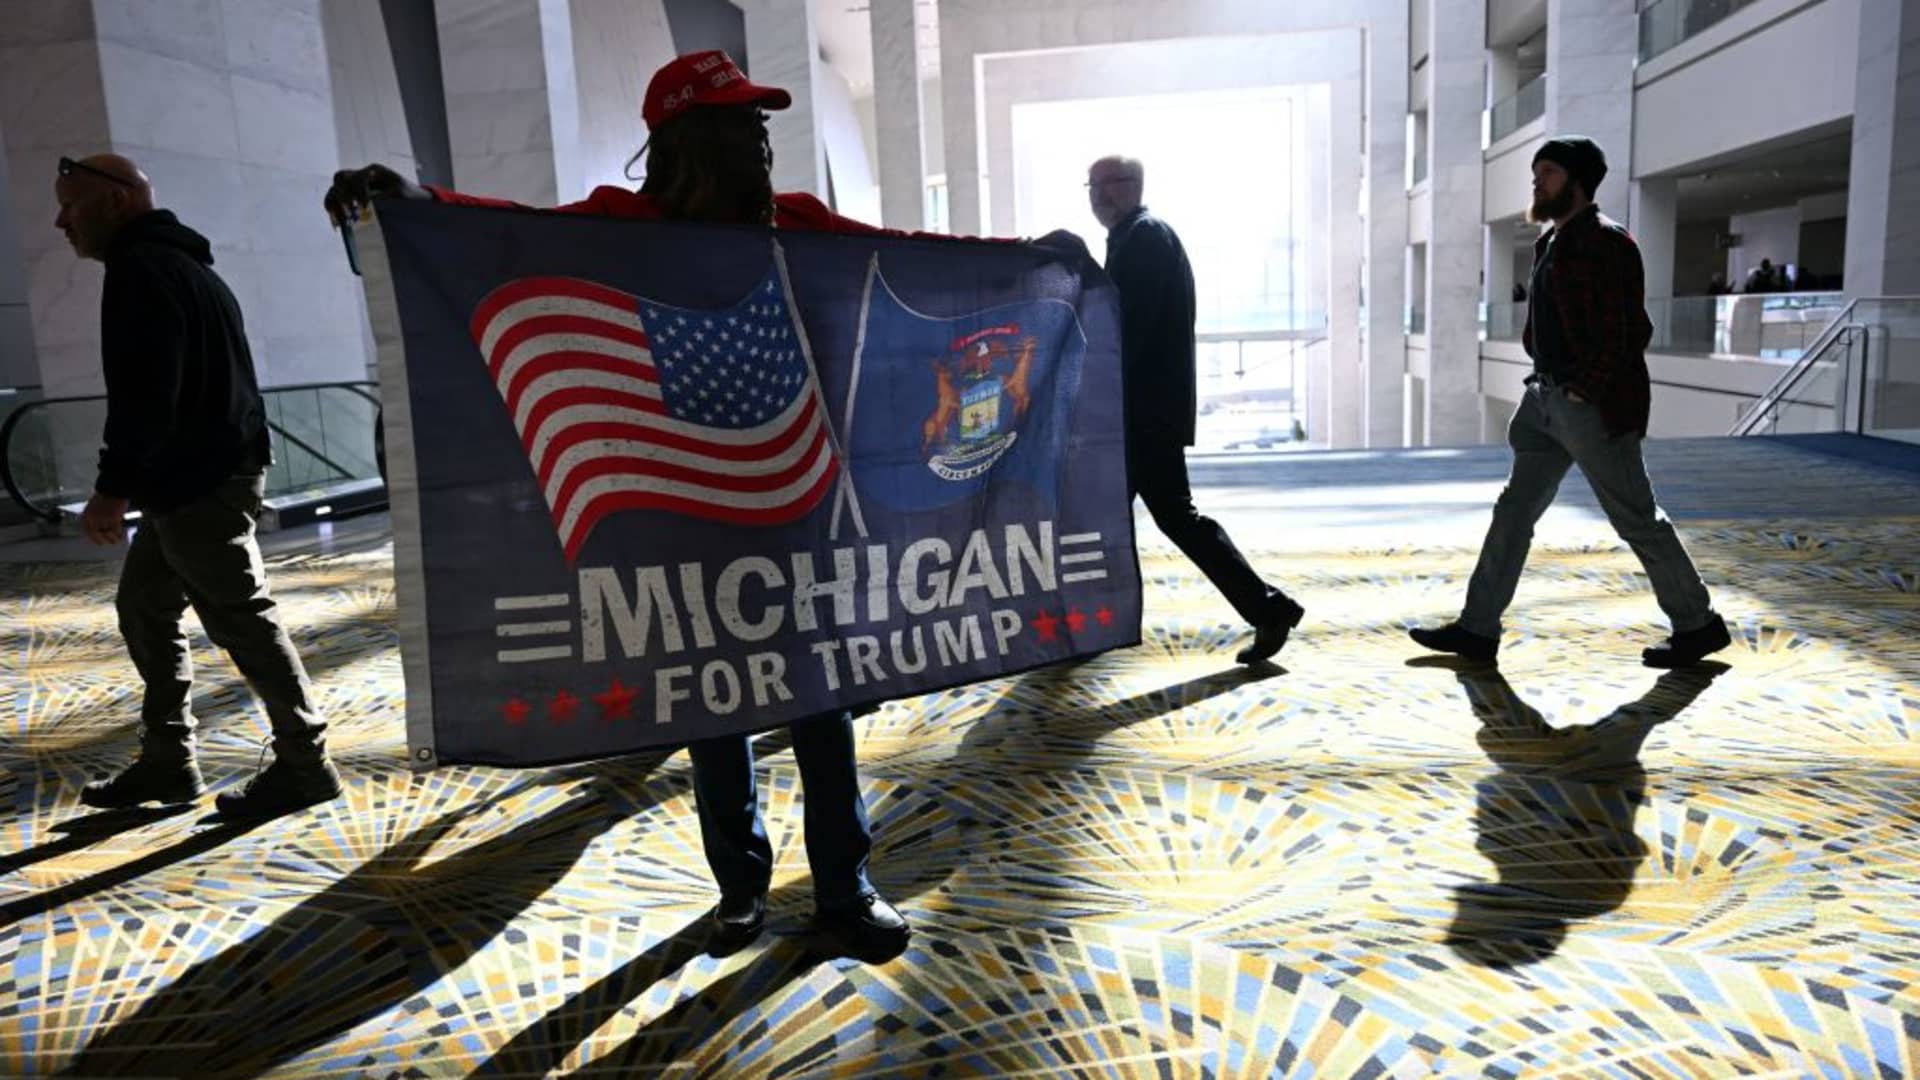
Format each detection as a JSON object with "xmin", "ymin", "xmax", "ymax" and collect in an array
[
  {"xmin": 1460, "ymin": 381, "xmax": 1713, "ymax": 638},
  {"xmin": 117, "ymin": 472, "xmax": 328, "ymax": 764}
]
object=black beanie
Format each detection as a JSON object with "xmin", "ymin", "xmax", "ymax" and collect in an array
[{"xmin": 1533, "ymin": 136, "xmax": 1608, "ymax": 198}]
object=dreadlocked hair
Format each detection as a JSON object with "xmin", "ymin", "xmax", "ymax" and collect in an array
[{"xmin": 633, "ymin": 106, "xmax": 775, "ymax": 225}]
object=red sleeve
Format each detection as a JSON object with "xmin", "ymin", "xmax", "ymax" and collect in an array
[{"xmin": 422, "ymin": 184, "xmax": 656, "ymax": 217}]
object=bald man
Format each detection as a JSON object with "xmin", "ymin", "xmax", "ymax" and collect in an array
[
  {"xmin": 1087, "ymin": 155, "xmax": 1305, "ymax": 663},
  {"xmin": 55, "ymin": 153, "xmax": 341, "ymax": 818}
]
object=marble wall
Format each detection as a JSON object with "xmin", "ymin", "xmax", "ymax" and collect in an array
[{"xmin": 0, "ymin": 0, "xmax": 367, "ymax": 399}]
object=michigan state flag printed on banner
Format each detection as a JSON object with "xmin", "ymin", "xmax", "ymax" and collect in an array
[{"xmin": 356, "ymin": 202, "xmax": 1138, "ymax": 768}]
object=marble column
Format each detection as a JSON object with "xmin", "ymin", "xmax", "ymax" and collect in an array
[
  {"xmin": 1327, "ymin": 76, "xmax": 1366, "ymax": 450},
  {"xmin": 569, "ymin": 0, "xmax": 675, "ymax": 194},
  {"xmin": 742, "ymin": 0, "xmax": 827, "ymax": 199},
  {"xmin": 1364, "ymin": 20, "xmax": 1411, "ymax": 447},
  {"xmin": 1629, "ymin": 175, "xmax": 1677, "ymax": 299},
  {"xmin": 871, "ymin": 0, "xmax": 927, "ymax": 229},
  {"xmin": 436, "ymin": 0, "xmax": 583, "ymax": 206},
  {"xmin": 1544, "ymin": 0, "xmax": 1635, "ymax": 226},
  {"xmin": 1845, "ymin": 0, "xmax": 1920, "ymax": 296},
  {"xmin": 1424, "ymin": 0, "xmax": 1487, "ymax": 446}
]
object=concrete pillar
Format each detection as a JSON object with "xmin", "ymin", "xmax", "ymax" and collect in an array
[
  {"xmin": 1629, "ymin": 175, "xmax": 1678, "ymax": 299},
  {"xmin": 870, "ymin": 0, "xmax": 926, "ymax": 229},
  {"xmin": 435, "ymin": 0, "xmax": 582, "ymax": 206},
  {"xmin": 1328, "ymin": 76, "xmax": 1365, "ymax": 449},
  {"xmin": 1488, "ymin": 45, "xmax": 1519, "ymax": 106},
  {"xmin": 1423, "ymin": 0, "xmax": 1487, "ymax": 446},
  {"xmin": 1365, "ymin": 20, "xmax": 1411, "ymax": 447},
  {"xmin": 1544, "ymin": 0, "xmax": 1636, "ymax": 226},
  {"xmin": 1845, "ymin": 0, "xmax": 1920, "ymax": 296},
  {"xmin": 742, "ymin": 0, "xmax": 827, "ymax": 199}
]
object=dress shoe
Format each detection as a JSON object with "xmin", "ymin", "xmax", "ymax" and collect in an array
[
  {"xmin": 812, "ymin": 891, "xmax": 911, "ymax": 963},
  {"xmin": 1408, "ymin": 621, "xmax": 1500, "ymax": 662},
  {"xmin": 1642, "ymin": 613, "xmax": 1732, "ymax": 669},
  {"xmin": 706, "ymin": 891, "xmax": 767, "ymax": 957},
  {"xmin": 1237, "ymin": 597, "xmax": 1306, "ymax": 664}
]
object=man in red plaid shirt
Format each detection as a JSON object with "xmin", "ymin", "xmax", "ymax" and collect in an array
[{"xmin": 1411, "ymin": 136, "xmax": 1730, "ymax": 669}]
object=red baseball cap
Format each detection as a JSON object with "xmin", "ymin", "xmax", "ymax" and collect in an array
[{"xmin": 643, "ymin": 50, "xmax": 791, "ymax": 129}]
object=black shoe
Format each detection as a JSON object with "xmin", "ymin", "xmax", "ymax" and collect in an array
[
  {"xmin": 1237, "ymin": 598, "xmax": 1306, "ymax": 664},
  {"xmin": 706, "ymin": 892, "xmax": 766, "ymax": 957},
  {"xmin": 1409, "ymin": 621, "xmax": 1500, "ymax": 662},
  {"xmin": 812, "ymin": 891, "xmax": 911, "ymax": 963},
  {"xmin": 1643, "ymin": 613, "xmax": 1732, "ymax": 669},
  {"xmin": 79, "ymin": 755, "xmax": 205, "ymax": 809},
  {"xmin": 214, "ymin": 756, "xmax": 343, "ymax": 818}
]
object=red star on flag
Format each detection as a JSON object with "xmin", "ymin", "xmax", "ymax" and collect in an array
[
  {"xmin": 502, "ymin": 698, "xmax": 530, "ymax": 725},
  {"xmin": 594, "ymin": 678, "xmax": 638, "ymax": 721},
  {"xmin": 548, "ymin": 689, "xmax": 580, "ymax": 724},
  {"xmin": 1033, "ymin": 610, "xmax": 1059, "ymax": 642},
  {"xmin": 1096, "ymin": 606, "xmax": 1114, "ymax": 627},
  {"xmin": 1065, "ymin": 608, "xmax": 1087, "ymax": 634}
]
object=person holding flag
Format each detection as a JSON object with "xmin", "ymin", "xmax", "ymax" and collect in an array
[{"xmin": 326, "ymin": 51, "xmax": 927, "ymax": 962}]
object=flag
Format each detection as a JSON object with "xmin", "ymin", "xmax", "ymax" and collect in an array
[
  {"xmin": 469, "ymin": 263, "xmax": 837, "ymax": 560},
  {"xmin": 846, "ymin": 266, "xmax": 1083, "ymax": 515}
]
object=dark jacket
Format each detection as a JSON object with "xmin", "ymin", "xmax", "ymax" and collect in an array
[
  {"xmin": 1522, "ymin": 205, "xmax": 1654, "ymax": 437},
  {"xmin": 96, "ymin": 210, "xmax": 269, "ymax": 511},
  {"xmin": 1104, "ymin": 206, "xmax": 1197, "ymax": 446}
]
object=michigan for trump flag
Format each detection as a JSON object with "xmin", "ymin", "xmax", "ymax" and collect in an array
[{"xmin": 356, "ymin": 202, "xmax": 1137, "ymax": 768}]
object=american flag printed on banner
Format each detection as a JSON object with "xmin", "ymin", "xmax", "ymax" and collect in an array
[{"xmin": 468, "ymin": 263, "xmax": 839, "ymax": 560}]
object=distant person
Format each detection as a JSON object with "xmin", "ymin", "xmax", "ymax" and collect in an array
[
  {"xmin": 1409, "ymin": 136, "xmax": 1730, "ymax": 668},
  {"xmin": 54, "ymin": 153, "xmax": 342, "ymax": 817},
  {"xmin": 1511, "ymin": 282, "xmax": 1528, "ymax": 303},
  {"xmin": 1744, "ymin": 259, "xmax": 1776, "ymax": 294},
  {"xmin": 1086, "ymin": 155, "xmax": 1305, "ymax": 663},
  {"xmin": 1707, "ymin": 273, "xmax": 1729, "ymax": 296}
]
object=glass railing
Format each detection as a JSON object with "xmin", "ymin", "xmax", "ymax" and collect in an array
[
  {"xmin": 1405, "ymin": 306, "xmax": 1427, "ymax": 335},
  {"xmin": 1, "ymin": 381, "xmax": 384, "ymax": 523},
  {"xmin": 1487, "ymin": 75, "xmax": 1547, "ymax": 146},
  {"xmin": 1647, "ymin": 292, "xmax": 1847, "ymax": 360},
  {"xmin": 1193, "ymin": 328, "xmax": 1325, "ymax": 452},
  {"xmin": 1640, "ymin": 0, "xmax": 1757, "ymax": 62},
  {"xmin": 1487, "ymin": 301, "xmax": 1526, "ymax": 341}
]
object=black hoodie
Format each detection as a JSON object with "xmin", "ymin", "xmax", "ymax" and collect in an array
[{"xmin": 96, "ymin": 210, "xmax": 270, "ymax": 512}]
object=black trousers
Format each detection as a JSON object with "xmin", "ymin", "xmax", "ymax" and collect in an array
[
  {"xmin": 117, "ymin": 472, "xmax": 328, "ymax": 764},
  {"xmin": 1128, "ymin": 434, "xmax": 1287, "ymax": 625},
  {"xmin": 686, "ymin": 709, "xmax": 874, "ymax": 907}
]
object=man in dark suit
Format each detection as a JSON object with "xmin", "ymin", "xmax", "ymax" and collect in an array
[{"xmin": 1087, "ymin": 155, "xmax": 1304, "ymax": 663}]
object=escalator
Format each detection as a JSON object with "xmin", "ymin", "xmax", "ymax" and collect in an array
[{"xmin": 0, "ymin": 380, "xmax": 387, "ymax": 533}]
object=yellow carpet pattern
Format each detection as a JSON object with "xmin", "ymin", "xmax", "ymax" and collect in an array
[{"xmin": 2, "ymin": 507, "xmax": 1919, "ymax": 1077}]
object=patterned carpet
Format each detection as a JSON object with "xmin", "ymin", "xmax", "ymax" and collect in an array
[{"xmin": 3, "ymin": 436, "xmax": 1920, "ymax": 1078}]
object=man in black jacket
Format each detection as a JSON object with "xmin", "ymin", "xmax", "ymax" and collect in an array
[
  {"xmin": 1088, "ymin": 155, "xmax": 1304, "ymax": 662},
  {"xmin": 54, "ymin": 153, "xmax": 341, "ymax": 817}
]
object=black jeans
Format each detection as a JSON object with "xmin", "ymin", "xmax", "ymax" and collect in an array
[
  {"xmin": 117, "ymin": 472, "xmax": 328, "ymax": 764},
  {"xmin": 687, "ymin": 709, "xmax": 874, "ymax": 908},
  {"xmin": 1128, "ymin": 433, "xmax": 1289, "ymax": 624}
]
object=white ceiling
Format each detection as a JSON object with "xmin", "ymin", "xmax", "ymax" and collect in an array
[{"xmin": 812, "ymin": 0, "xmax": 941, "ymax": 96}]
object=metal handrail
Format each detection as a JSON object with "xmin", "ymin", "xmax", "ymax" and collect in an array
[
  {"xmin": 1728, "ymin": 300, "xmax": 1859, "ymax": 436},
  {"xmin": 0, "ymin": 380, "xmax": 382, "ymax": 523}
]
